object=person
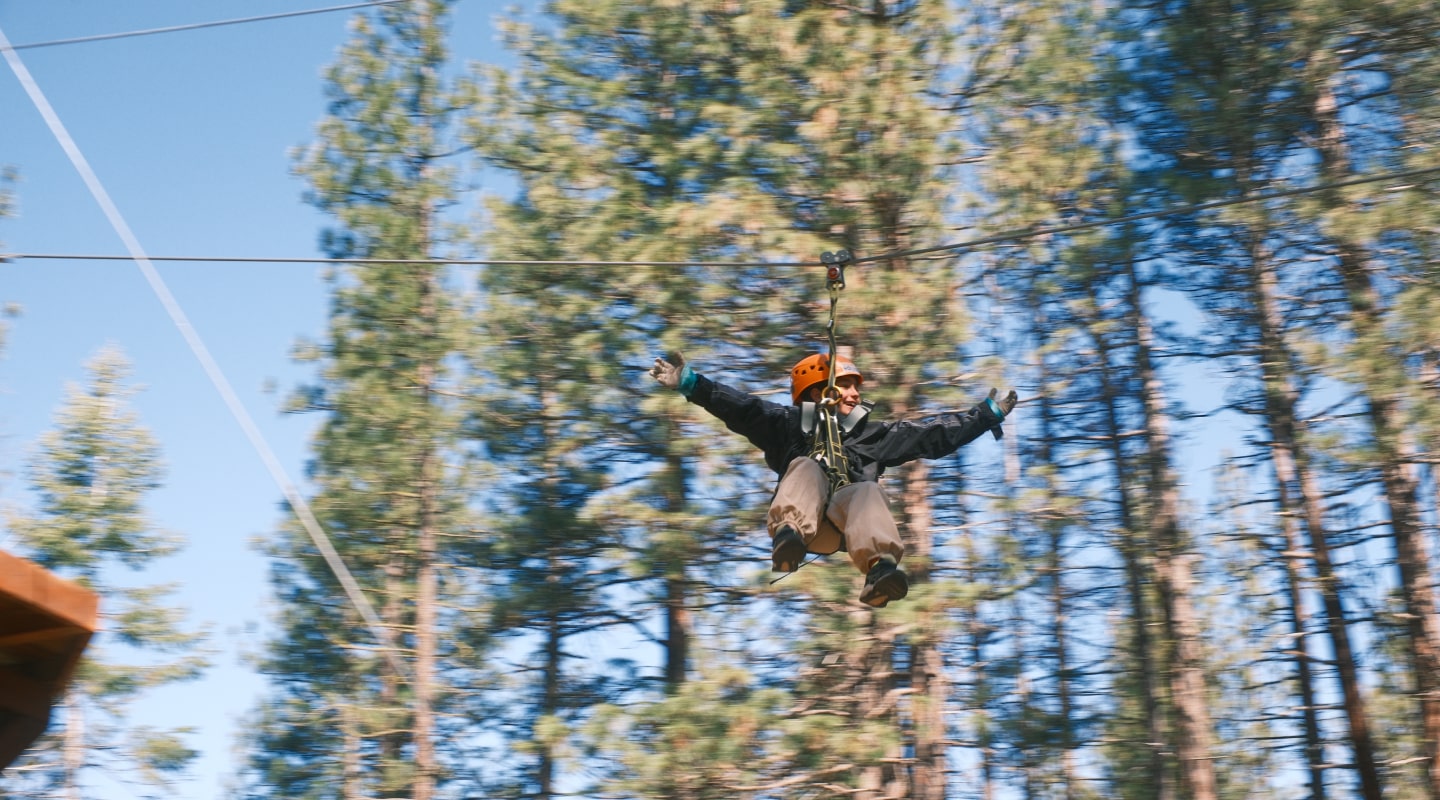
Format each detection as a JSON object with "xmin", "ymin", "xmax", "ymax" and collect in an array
[{"xmin": 650, "ymin": 350, "xmax": 1017, "ymax": 607}]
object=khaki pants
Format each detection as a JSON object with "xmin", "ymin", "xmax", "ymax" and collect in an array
[{"xmin": 767, "ymin": 456, "xmax": 903, "ymax": 574}]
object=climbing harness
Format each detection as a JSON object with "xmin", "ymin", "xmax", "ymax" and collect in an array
[
  {"xmin": 771, "ymin": 249, "xmax": 859, "ymax": 586},
  {"xmin": 808, "ymin": 249, "xmax": 856, "ymax": 496}
]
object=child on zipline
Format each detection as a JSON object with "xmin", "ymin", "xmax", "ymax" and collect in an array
[{"xmin": 651, "ymin": 350, "xmax": 1016, "ymax": 607}]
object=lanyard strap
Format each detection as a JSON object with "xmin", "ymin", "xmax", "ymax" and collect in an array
[{"xmin": 811, "ymin": 250, "xmax": 853, "ymax": 493}]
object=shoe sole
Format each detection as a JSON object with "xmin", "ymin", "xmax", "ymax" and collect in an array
[
  {"xmin": 860, "ymin": 571, "xmax": 909, "ymax": 608},
  {"xmin": 772, "ymin": 536, "xmax": 807, "ymax": 573}
]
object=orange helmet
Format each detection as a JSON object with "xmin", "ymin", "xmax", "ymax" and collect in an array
[{"xmin": 790, "ymin": 353, "xmax": 864, "ymax": 405}]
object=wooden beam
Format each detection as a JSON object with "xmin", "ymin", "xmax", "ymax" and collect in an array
[
  {"xmin": 0, "ymin": 551, "xmax": 98, "ymax": 633},
  {"xmin": 0, "ymin": 626, "xmax": 89, "ymax": 650},
  {"xmin": 0, "ymin": 550, "xmax": 98, "ymax": 772}
]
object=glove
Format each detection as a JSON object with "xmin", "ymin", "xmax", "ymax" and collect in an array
[
  {"xmin": 650, "ymin": 351, "xmax": 698, "ymax": 397},
  {"xmin": 987, "ymin": 387, "xmax": 1018, "ymax": 418},
  {"xmin": 985, "ymin": 388, "xmax": 1017, "ymax": 441}
]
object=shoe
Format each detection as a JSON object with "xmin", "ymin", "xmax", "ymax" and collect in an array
[
  {"xmin": 771, "ymin": 525, "xmax": 806, "ymax": 573},
  {"xmin": 859, "ymin": 557, "xmax": 908, "ymax": 608}
]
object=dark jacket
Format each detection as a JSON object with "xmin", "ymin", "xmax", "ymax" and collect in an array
[{"xmin": 687, "ymin": 374, "xmax": 1004, "ymax": 485}]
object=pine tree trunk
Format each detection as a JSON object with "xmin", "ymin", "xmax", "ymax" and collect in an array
[
  {"xmin": 415, "ymin": 531, "xmax": 437, "ymax": 800},
  {"xmin": 852, "ymin": 611, "xmax": 901, "ymax": 800},
  {"xmin": 662, "ymin": 446, "xmax": 690, "ymax": 690},
  {"xmin": 914, "ymin": 640, "xmax": 948, "ymax": 800},
  {"xmin": 899, "ymin": 456, "xmax": 947, "ymax": 800},
  {"xmin": 540, "ymin": 608, "xmax": 561, "ymax": 799},
  {"xmin": 1275, "ymin": 492, "xmax": 1326, "ymax": 798},
  {"xmin": 537, "ymin": 376, "xmax": 563, "ymax": 800},
  {"xmin": 665, "ymin": 575, "xmax": 690, "ymax": 690},
  {"xmin": 1032, "ymin": 333, "xmax": 1078, "ymax": 799},
  {"xmin": 1248, "ymin": 232, "xmax": 1381, "ymax": 799},
  {"xmin": 1049, "ymin": 519, "xmax": 1078, "ymax": 800},
  {"xmin": 1312, "ymin": 77, "xmax": 1440, "ymax": 798},
  {"xmin": 63, "ymin": 694, "xmax": 82, "ymax": 800},
  {"xmin": 1244, "ymin": 223, "xmax": 1326, "ymax": 796},
  {"xmin": 344, "ymin": 705, "xmax": 363, "ymax": 800},
  {"xmin": 1015, "ymin": 594, "xmax": 1039, "ymax": 799},
  {"xmin": 1121, "ymin": 541, "xmax": 1171, "ymax": 800},
  {"xmin": 968, "ymin": 610, "xmax": 996, "ymax": 800},
  {"xmin": 1126, "ymin": 259, "xmax": 1217, "ymax": 800},
  {"xmin": 1093, "ymin": 323, "xmax": 1172, "ymax": 800},
  {"xmin": 414, "ymin": 272, "xmax": 439, "ymax": 800},
  {"xmin": 382, "ymin": 558, "xmax": 404, "ymax": 794}
]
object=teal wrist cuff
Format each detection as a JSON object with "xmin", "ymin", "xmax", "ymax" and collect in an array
[
  {"xmin": 677, "ymin": 366, "xmax": 698, "ymax": 398},
  {"xmin": 985, "ymin": 396, "xmax": 1005, "ymax": 420}
]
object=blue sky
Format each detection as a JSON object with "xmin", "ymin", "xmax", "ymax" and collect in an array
[{"xmin": 0, "ymin": 1, "xmax": 516, "ymax": 796}]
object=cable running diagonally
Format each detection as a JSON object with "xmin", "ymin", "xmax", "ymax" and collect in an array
[
  {"xmin": 4, "ymin": 0, "xmax": 408, "ymax": 51},
  {"xmin": 0, "ymin": 23, "xmax": 412, "ymax": 683}
]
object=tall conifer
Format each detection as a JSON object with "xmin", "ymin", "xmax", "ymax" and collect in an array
[
  {"xmin": 466, "ymin": 0, "xmax": 804, "ymax": 793},
  {"xmin": 6, "ymin": 347, "xmax": 208, "ymax": 798},
  {"xmin": 727, "ymin": 3, "xmax": 972, "ymax": 794},
  {"xmin": 469, "ymin": 0, "xmax": 971, "ymax": 794},
  {"xmin": 241, "ymin": 3, "xmax": 479, "ymax": 798}
]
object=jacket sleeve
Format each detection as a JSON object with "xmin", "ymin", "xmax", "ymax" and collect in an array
[
  {"xmin": 870, "ymin": 402, "xmax": 1004, "ymax": 468},
  {"xmin": 686, "ymin": 374, "xmax": 794, "ymax": 454}
]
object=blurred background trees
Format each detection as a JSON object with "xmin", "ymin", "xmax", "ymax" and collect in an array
[
  {"xmin": 247, "ymin": 0, "xmax": 1440, "ymax": 796},
  {"xmin": 6, "ymin": 0, "xmax": 1436, "ymax": 797}
]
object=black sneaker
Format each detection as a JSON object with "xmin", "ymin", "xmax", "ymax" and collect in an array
[
  {"xmin": 771, "ymin": 525, "xmax": 806, "ymax": 573},
  {"xmin": 859, "ymin": 558, "xmax": 909, "ymax": 608}
]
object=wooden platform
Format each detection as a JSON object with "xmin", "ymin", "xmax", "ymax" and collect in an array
[{"xmin": 0, "ymin": 550, "xmax": 99, "ymax": 771}]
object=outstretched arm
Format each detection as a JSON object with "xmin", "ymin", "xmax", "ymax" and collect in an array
[
  {"xmin": 874, "ymin": 388, "xmax": 1019, "ymax": 466},
  {"xmin": 648, "ymin": 351, "xmax": 797, "ymax": 467}
]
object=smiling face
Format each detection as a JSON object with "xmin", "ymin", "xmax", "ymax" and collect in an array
[{"xmin": 807, "ymin": 374, "xmax": 862, "ymax": 416}]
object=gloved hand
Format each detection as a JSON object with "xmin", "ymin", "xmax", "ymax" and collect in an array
[
  {"xmin": 985, "ymin": 388, "xmax": 1017, "ymax": 441},
  {"xmin": 987, "ymin": 387, "xmax": 1018, "ymax": 418},
  {"xmin": 650, "ymin": 351, "xmax": 697, "ymax": 396}
]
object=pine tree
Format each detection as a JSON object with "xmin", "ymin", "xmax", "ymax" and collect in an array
[
  {"xmin": 996, "ymin": 264, "xmax": 1117, "ymax": 800},
  {"xmin": 468, "ymin": 0, "xmax": 976, "ymax": 794},
  {"xmin": 240, "ymin": 3, "xmax": 481, "ymax": 798},
  {"xmin": 464, "ymin": 0, "xmax": 846, "ymax": 794},
  {"xmin": 725, "ymin": 3, "xmax": 973, "ymax": 795},
  {"xmin": 958, "ymin": 0, "xmax": 1201, "ymax": 790},
  {"xmin": 5, "ymin": 346, "xmax": 208, "ymax": 799},
  {"xmin": 1301, "ymin": 44, "xmax": 1440, "ymax": 795},
  {"xmin": 461, "ymin": 256, "xmax": 649, "ymax": 797}
]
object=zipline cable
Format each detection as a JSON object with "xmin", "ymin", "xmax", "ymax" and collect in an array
[
  {"xmin": 0, "ymin": 23, "xmax": 412, "ymax": 683},
  {"xmin": 4, "ymin": 0, "xmax": 408, "ymax": 51},
  {"xmin": 5, "ymin": 254, "xmax": 823, "ymax": 267},
  {"xmin": 8, "ymin": 162, "xmax": 1437, "ymax": 270}
]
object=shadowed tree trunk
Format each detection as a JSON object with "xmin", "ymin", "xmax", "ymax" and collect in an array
[
  {"xmin": 1125, "ymin": 256, "xmax": 1218, "ymax": 800},
  {"xmin": 1090, "ymin": 292, "xmax": 1173, "ymax": 800},
  {"xmin": 1310, "ymin": 73, "xmax": 1440, "ymax": 797},
  {"xmin": 1245, "ymin": 223, "xmax": 1381, "ymax": 800}
]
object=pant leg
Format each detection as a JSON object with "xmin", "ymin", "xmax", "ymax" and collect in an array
[
  {"xmin": 768, "ymin": 457, "xmax": 832, "ymax": 551},
  {"xmin": 826, "ymin": 480, "xmax": 903, "ymax": 574}
]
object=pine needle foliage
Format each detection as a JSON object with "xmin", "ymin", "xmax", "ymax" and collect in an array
[{"xmin": 7, "ymin": 347, "xmax": 209, "ymax": 799}]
